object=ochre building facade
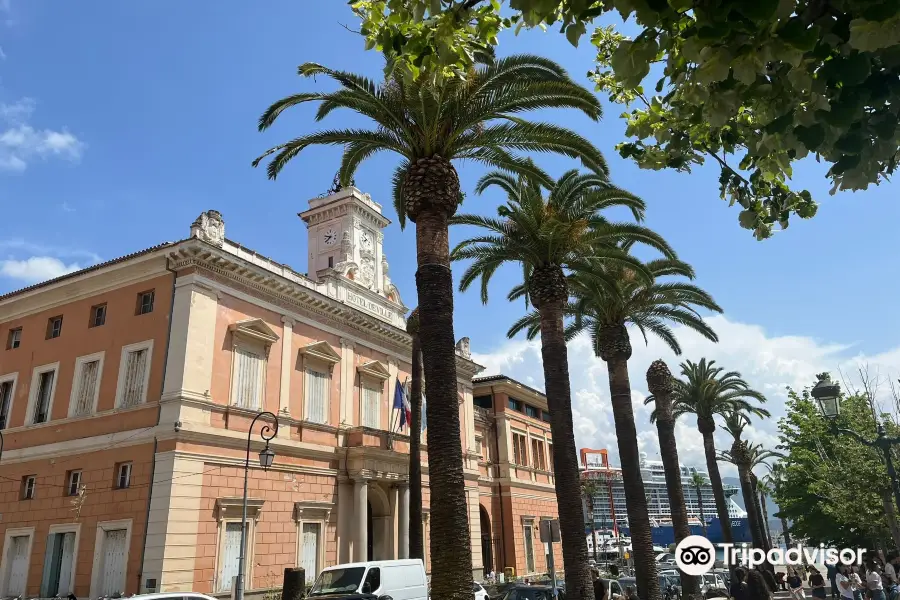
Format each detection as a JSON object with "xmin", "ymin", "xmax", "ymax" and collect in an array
[{"xmin": 0, "ymin": 187, "xmax": 560, "ymax": 598}]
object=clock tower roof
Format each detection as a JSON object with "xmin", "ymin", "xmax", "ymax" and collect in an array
[{"xmin": 298, "ymin": 186, "xmax": 391, "ymax": 229}]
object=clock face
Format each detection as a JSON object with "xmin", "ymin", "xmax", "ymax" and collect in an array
[
  {"xmin": 323, "ymin": 228, "xmax": 337, "ymax": 246},
  {"xmin": 360, "ymin": 232, "xmax": 371, "ymax": 249}
]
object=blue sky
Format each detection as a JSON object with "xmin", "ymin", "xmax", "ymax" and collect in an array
[{"xmin": 2, "ymin": 2, "xmax": 898, "ymax": 465}]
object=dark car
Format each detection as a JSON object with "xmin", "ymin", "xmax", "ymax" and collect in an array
[
  {"xmin": 617, "ymin": 576, "xmax": 679, "ymax": 600},
  {"xmin": 497, "ymin": 584, "xmax": 565, "ymax": 600}
]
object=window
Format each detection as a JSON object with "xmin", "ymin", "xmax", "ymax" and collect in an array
[
  {"xmin": 473, "ymin": 394, "xmax": 493, "ymax": 409},
  {"xmin": 28, "ymin": 365, "xmax": 58, "ymax": 425},
  {"xmin": 90, "ymin": 304, "xmax": 107, "ymax": 327},
  {"xmin": 41, "ymin": 527, "xmax": 78, "ymax": 597},
  {"xmin": 116, "ymin": 341, "xmax": 152, "ymax": 408},
  {"xmin": 525, "ymin": 404, "xmax": 540, "ymax": 419},
  {"xmin": 523, "ymin": 522, "xmax": 535, "ymax": 574},
  {"xmin": 0, "ymin": 529, "xmax": 34, "ymax": 597},
  {"xmin": 217, "ymin": 522, "xmax": 242, "ymax": 592},
  {"xmin": 46, "ymin": 316, "xmax": 63, "ymax": 339},
  {"xmin": 66, "ymin": 470, "xmax": 82, "ymax": 496},
  {"xmin": 136, "ymin": 290, "xmax": 155, "ymax": 315},
  {"xmin": 6, "ymin": 328, "xmax": 21, "ymax": 350},
  {"xmin": 548, "ymin": 444, "xmax": 554, "ymax": 473},
  {"xmin": 327, "ymin": 256, "xmax": 334, "ymax": 268},
  {"xmin": 70, "ymin": 352, "xmax": 104, "ymax": 417},
  {"xmin": 361, "ymin": 385, "xmax": 381, "ymax": 429},
  {"xmin": 512, "ymin": 432, "xmax": 528, "ymax": 466},
  {"xmin": 232, "ymin": 346, "xmax": 264, "ymax": 409},
  {"xmin": 305, "ymin": 368, "xmax": 328, "ymax": 424},
  {"xmin": 299, "ymin": 522, "xmax": 321, "ymax": 584},
  {"xmin": 91, "ymin": 522, "xmax": 131, "ymax": 598},
  {"xmin": 21, "ymin": 476, "xmax": 35, "ymax": 500},
  {"xmin": 0, "ymin": 374, "xmax": 15, "ymax": 430},
  {"xmin": 541, "ymin": 410, "xmax": 551, "ymax": 423},
  {"xmin": 508, "ymin": 398, "xmax": 522, "ymax": 412},
  {"xmin": 531, "ymin": 438, "xmax": 547, "ymax": 471},
  {"xmin": 116, "ymin": 463, "xmax": 132, "ymax": 489},
  {"xmin": 362, "ymin": 567, "xmax": 381, "ymax": 594}
]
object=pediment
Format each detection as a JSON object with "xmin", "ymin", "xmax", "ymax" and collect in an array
[
  {"xmin": 299, "ymin": 341, "xmax": 342, "ymax": 364},
  {"xmin": 229, "ymin": 318, "xmax": 279, "ymax": 345},
  {"xmin": 357, "ymin": 360, "xmax": 391, "ymax": 381}
]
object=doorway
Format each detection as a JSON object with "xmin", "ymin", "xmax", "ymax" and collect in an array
[{"xmin": 480, "ymin": 506, "xmax": 493, "ymax": 575}]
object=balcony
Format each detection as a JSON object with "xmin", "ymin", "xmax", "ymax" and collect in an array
[{"xmin": 345, "ymin": 426, "xmax": 410, "ymax": 453}]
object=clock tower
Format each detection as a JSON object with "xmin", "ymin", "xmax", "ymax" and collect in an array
[{"xmin": 298, "ymin": 186, "xmax": 401, "ymax": 304}]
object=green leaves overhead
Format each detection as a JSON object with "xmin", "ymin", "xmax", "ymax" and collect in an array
[{"xmin": 351, "ymin": 0, "xmax": 900, "ymax": 240}]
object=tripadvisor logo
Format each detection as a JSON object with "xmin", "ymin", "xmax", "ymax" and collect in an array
[{"xmin": 675, "ymin": 536, "xmax": 866, "ymax": 574}]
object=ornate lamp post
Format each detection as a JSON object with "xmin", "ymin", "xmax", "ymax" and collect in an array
[
  {"xmin": 235, "ymin": 412, "xmax": 278, "ymax": 600},
  {"xmin": 811, "ymin": 373, "xmax": 900, "ymax": 515}
]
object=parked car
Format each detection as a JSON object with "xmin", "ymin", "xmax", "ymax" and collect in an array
[
  {"xmin": 308, "ymin": 558, "xmax": 427, "ymax": 600},
  {"xmin": 496, "ymin": 584, "xmax": 565, "ymax": 600},
  {"xmin": 118, "ymin": 594, "xmax": 218, "ymax": 600},
  {"xmin": 474, "ymin": 582, "xmax": 489, "ymax": 600}
]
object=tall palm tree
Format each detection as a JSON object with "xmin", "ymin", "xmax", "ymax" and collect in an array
[
  {"xmin": 582, "ymin": 478, "xmax": 601, "ymax": 562},
  {"xmin": 756, "ymin": 476, "xmax": 774, "ymax": 549},
  {"xmin": 511, "ymin": 255, "xmax": 721, "ymax": 600},
  {"xmin": 406, "ymin": 308, "xmax": 424, "ymax": 560},
  {"xmin": 690, "ymin": 471, "xmax": 709, "ymax": 537},
  {"xmin": 671, "ymin": 359, "xmax": 767, "ymax": 544},
  {"xmin": 747, "ymin": 444, "xmax": 782, "ymax": 551},
  {"xmin": 645, "ymin": 360, "xmax": 700, "ymax": 598},
  {"xmin": 452, "ymin": 168, "xmax": 672, "ymax": 600},
  {"xmin": 767, "ymin": 463, "xmax": 791, "ymax": 548},
  {"xmin": 253, "ymin": 55, "xmax": 606, "ymax": 599},
  {"xmin": 719, "ymin": 410, "xmax": 771, "ymax": 550}
]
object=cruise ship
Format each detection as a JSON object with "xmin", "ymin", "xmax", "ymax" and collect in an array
[{"xmin": 580, "ymin": 448, "xmax": 751, "ymax": 544}]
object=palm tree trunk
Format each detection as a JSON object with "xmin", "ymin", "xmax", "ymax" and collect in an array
[
  {"xmin": 696, "ymin": 485, "xmax": 708, "ymax": 537},
  {"xmin": 538, "ymin": 303, "xmax": 595, "ymax": 600},
  {"xmin": 648, "ymin": 365, "xmax": 700, "ymax": 598},
  {"xmin": 759, "ymin": 488, "xmax": 772, "ymax": 549},
  {"xmin": 737, "ymin": 463, "xmax": 764, "ymax": 549},
  {"xmin": 606, "ymin": 355, "xmax": 660, "ymax": 600},
  {"xmin": 749, "ymin": 474, "xmax": 769, "ymax": 552},
  {"xmin": 414, "ymin": 210, "xmax": 472, "ymax": 599},
  {"xmin": 409, "ymin": 333, "xmax": 424, "ymax": 560},
  {"xmin": 780, "ymin": 516, "xmax": 792, "ymax": 548},
  {"xmin": 699, "ymin": 428, "xmax": 733, "ymax": 544}
]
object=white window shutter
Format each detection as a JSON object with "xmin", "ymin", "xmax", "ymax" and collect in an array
[
  {"xmin": 362, "ymin": 386, "xmax": 380, "ymax": 429},
  {"xmin": 219, "ymin": 523, "xmax": 242, "ymax": 592},
  {"xmin": 121, "ymin": 349, "xmax": 148, "ymax": 408},
  {"xmin": 234, "ymin": 348, "xmax": 263, "ymax": 409},
  {"xmin": 305, "ymin": 369, "xmax": 327, "ymax": 424},
  {"xmin": 73, "ymin": 360, "xmax": 99, "ymax": 416}
]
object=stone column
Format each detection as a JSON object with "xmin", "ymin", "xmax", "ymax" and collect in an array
[
  {"xmin": 398, "ymin": 483, "xmax": 410, "ymax": 559},
  {"xmin": 340, "ymin": 338, "xmax": 355, "ymax": 426},
  {"xmin": 353, "ymin": 479, "xmax": 368, "ymax": 562},
  {"xmin": 337, "ymin": 481, "xmax": 353, "ymax": 563}
]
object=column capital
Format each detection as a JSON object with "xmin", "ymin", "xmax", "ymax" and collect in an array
[
  {"xmin": 340, "ymin": 337, "xmax": 356, "ymax": 349},
  {"xmin": 394, "ymin": 481, "xmax": 409, "ymax": 490},
  {"xmin": 281, "ymin": 316, "xmax": 296, "ymax": 326}
]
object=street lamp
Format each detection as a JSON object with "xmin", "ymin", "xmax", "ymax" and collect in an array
[
  {"xmin": 235, "ymin": 411, "xmax": 279, "ymax": 600},
  {"xmin": 811, "ymin": 373, "xmax": 900, "ymax": 516}
]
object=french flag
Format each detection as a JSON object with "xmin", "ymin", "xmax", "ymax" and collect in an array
[{"xmin": 393, "ymin": 378, "xmax": 411, "ymax": 430}]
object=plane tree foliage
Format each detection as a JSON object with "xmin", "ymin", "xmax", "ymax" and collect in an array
[
  {"xmin": 775, "ymin": 386, "xmax": 900, "ymax": 549},
  {"xmin": 350, "ymin": 0, "xmax": 900, "ymax": 239}
]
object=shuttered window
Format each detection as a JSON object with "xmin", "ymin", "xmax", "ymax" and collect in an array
[
  {"xmin": 233, "ymin": 347, "xmax": 263, "ymax": 409},
  {"xmin": 305, "ymin": 369, "xmax": 328, "ymax": 424},
  {"xmin": 33, "ymin": 370, "xmax": 55, "ymax": 424},
  {"xmin": 361, "ymin": 385, "xmax": 380, "ymax": 429},
  {"xmin": 119, "ymin": 349, "xmax": 148, "ymax": 408},
  {"xmin": 6, "ymin": 535, "xmax": 30, "ymax": 597},
  {"xmin": 72, "ymin": 359, "xmax": 100, "ymax": 416},
  {"xmin": 218, "ymin": 522, "xmax": 242, "ymax": 592},
  {"xmin": 512, "ymin": 433, "xmax": 528, "ymax": 466},
  {"xmin": 0, "ymin": 380, "xmax": 13, "ymax": 430},
  {"xmin": 300, "ymin": 523, "xmax": 320, "ymax": 584},
  {"xmin": 99, "ymin": 529, "xmax": 127, "ymax": 596}
]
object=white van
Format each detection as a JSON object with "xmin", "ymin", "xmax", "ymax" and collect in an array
[{"xmin": 308, "ymin": 559, "xmax": 428, "ymax": 600}]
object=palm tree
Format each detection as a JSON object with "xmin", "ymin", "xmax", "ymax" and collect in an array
[
  {"xmin": 452, "ymin": 168, "xmax": 671, "ymax": 600},
  {"xmin": 582, "ymin": 477, "xmax": 601, "ymax": 562},
  {"xmin": 253, "ymin": 55, "xmax": 606, "ymax": 599},
  {"xmin": 746, "ymin": 444, "xmax": 782, "ymax": 551},
  {"xmin": 756, "ymin": 476, "xmax": 774, "ymax": 549},
  {"xmin": 719, "ymin": 410, "xmax": 771, "ymax": 550},
  {"xmin": 645, "ymin": 360, "xmax": 700, "ymax": 598},
  {"xmin": 690, "ymin": 471, "xmax": 709, "ymax": 537},
  {"xmin": 406, "ymin": 308, "xmax": 424, "ymax": 560},
  {"xmin": 514, "ymin": 255, "xmax": 721, "ymax": 600},
  {"xmin": 767, "ymin": 463, "xmax": 792, "ymax": 547},
  {"xmin": 670, "ymin": 358, "xmax": 767, "ymax": 544}
]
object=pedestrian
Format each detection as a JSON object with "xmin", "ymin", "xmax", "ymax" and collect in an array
[
  {"xmin": 776, "ymin": 571, "xmax": 786, "ymax": 592},
  {"xmin": 850, "ymin": 566, "xmax": 864, "ymax": 600},
  {"xmin": 732, "ymin": 567, "xmax": 750, "ymax": 600},
  {"xmin": 788, "ymin": 568, "xmax": 807, "ymax": 600},
  {"xmin": 837, "ymin": 566, "xmax": 856, "ymax": 600},
  {"xmin": 594, "ymin": 578, "xmax": 609, "ymax": 600},
  {"xmin": 866, "ymin": 560, "xmax": 886, "ymax": 600},
  {"xmin": 811, "ymin": 567, "xmax": 829, "ymax": 600},
  {"xmin": 830, "ymin": 564, "xmax": 840, "ymax": 600},
  {"xmin": 748, "ymin": 569, "xmax": 773, "ymax": 600}
]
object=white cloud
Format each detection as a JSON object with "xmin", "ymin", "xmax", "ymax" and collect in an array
[
  {"xmin": 0, "ymin": 98, "xmax": 85, "ymax": 172},
  {"xmin": 0, "ymin": 238, "xmax": 100, "ymax": 262},
  {"xmin": 0, "ymin": 256, "xmax": 81, "ymax": 283},
  {"xmin": 472, "ymin": 315, "xmax": 897, "ymax": 477}
]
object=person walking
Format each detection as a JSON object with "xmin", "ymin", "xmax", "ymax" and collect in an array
[
  {"xmin": 811, "ymin": 567, "xmax": 829, "ymax": 600},
  {"xmin": 732, "ymin": 567, "xmax": 750, "ymax": 600},
  {"xmin": 850, "ymin": 566, "xmax": 864, "ymax": 600},
  {"xmin": 788, "ymin": 569, "xmax": 807, "ymax": 600},
  {"xmin": 748, "ymin": 569, "xmax": 773, "ymax": 600},
  {"xmin": 837, "ymin": 566, "xmax": 856, "ymax": 600},
  {"xmin": 866, "ymin": 560, "xmax": 886, "ymax": 600}
]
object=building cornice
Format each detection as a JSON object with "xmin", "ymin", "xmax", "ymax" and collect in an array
[{"xmin": 478, "ymin": 379, "xmax": 548, "ymax": 411}]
